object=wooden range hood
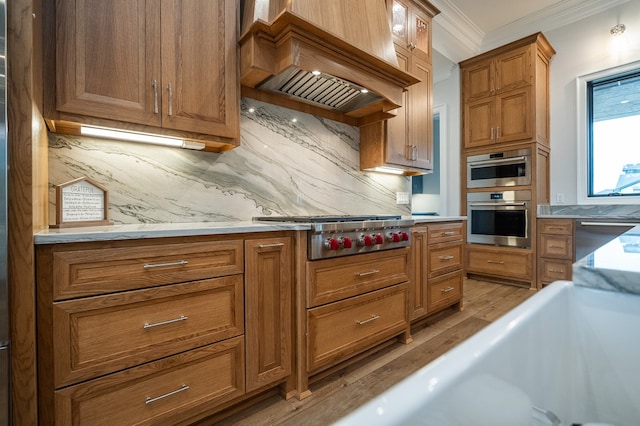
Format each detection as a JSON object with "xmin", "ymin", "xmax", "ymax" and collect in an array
[{"xmin": 240, "ymin": 0, "xmax": 420, "ymax": 126}]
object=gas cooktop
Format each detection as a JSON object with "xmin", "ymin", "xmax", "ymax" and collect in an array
[{"xmin": 253, "ymin": 215, "xmax": 402, "ymax": 223}]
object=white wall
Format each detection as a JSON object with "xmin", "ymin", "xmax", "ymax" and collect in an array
[
  {"xmin": 434, "ymin": 68, "xmax": 461, "ymax": 215},
  {"xmin": 544, "ymin": 1, "xmax": 640, "ymax": 205}
]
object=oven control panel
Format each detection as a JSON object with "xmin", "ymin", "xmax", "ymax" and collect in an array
[{"xmin": 309, "ymin": 228, "xmax": 411, "ymax": 260}]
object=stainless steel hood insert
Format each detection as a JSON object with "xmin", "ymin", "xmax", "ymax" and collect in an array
[{"xmin": 258, "ymin": 68, "xmax": 384, "ymax": 112}]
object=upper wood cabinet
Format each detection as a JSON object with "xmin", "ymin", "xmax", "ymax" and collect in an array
[
  {"xmin": 44, "ymin": 0, "xmax": 240, "ymax": 152},
  {"xmin": 390, "ymin": 0, "xmax": 433, "ymax": 62},
  {"xmin": 360, "ymin": 0, "xmax": 439, "ymax": 175},
  {"xmin": 460, "ymin": 33, "xmax": 555, "ymax": 150}
]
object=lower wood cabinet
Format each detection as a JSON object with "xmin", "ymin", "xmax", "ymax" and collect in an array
[
  {"xmin": 36, "ymin": 233, "xmax": 294, "ymax": 425},
  {"xmin": 466, "ymin": 245, "xmax": 533, "ymax": 283},
  {"xmin": 410, "ymin": 221, "xmax": 464, "ymax": 321},
  {"xmin": 537, "ymin": 218, "xmax": 574, "ymax": 287}
]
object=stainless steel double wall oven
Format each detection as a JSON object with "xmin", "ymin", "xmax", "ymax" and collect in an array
[{"xmin": 466, "ymin": 148, "xmax": 533, "ymax": 248}]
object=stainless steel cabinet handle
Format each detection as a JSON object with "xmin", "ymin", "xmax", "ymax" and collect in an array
[
  {"xmin": 548, "ymin": 245, "xmax": 565, "ymax": 249},
  {"xmin": 167, "ymin": 83, "xmax": 173, "ymax": 116},
  {"xmin": 143, "ymin": 260, "xmax": 188, "ymax": 269},
  {"xmin": 258, "ymin": 243, "xmax": 285, "ymax": 248},
  {"xmin": 144, "ymin": 315, "xmax": 188, "ymax": 329},
  {"xmin": 469, "ymin": 156, "xmax": 526, "ymax": 167},
  {"xmin": 152, "ymin": 80, "xmax": 159, "ymax": 114},
  {"xmin": 438, "ymin": 255, "xmax": 454, "ymax": 260},
  {"xmin": 412, "ymin": 145, "xmax": 418, "ymax": 161},
  {"xmin": 357, "ymin": 269, "xmax": 380, "ymax": 277},
  {"xmin": 441, "ymin": 286, "xmax": 455, "ymax": 294},
  {"xmin": 469, "ymin": 202, "xmax": 527, "ymax": 207},
  {"xmin": 145, "ymin": 384, "xmax": 189, "ymax": 404},
  {"xmin": 579, "ymin": 222, "xmax": 639, "ymax": 227},
  {"xmin": 496, "ymin": 126, "xmax": 501, "ymax": 138},
  {"xmin": 355, "ymin": 314, "xmax": 380, "ymax": 325},
  {"xmin": 490, "ymin": 127, "xmax": 494, "ymax": 140},
  {"xmin": 487, "ymin": 260, "xmax": 505, "ymax": 264},
  {"xmin": 441, "ymin": 231, "xmax": 457, "ymax": 236},
  {"xmin": 549, "ymin": 269, "xmax": 565, "ymax": 274},
  {"xmin": 408, "ymin": 42, "xmax": 416, "ymax": 50}
]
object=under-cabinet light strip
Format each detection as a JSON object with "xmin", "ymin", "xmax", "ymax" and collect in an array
[{"xmin": 80, "ymin": 126, "xmax": 205, "ymax": 150}]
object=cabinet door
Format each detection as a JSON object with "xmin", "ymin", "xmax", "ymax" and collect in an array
[
  {"xmin": 385, "ymin": 50, "xmax": 412, "ymax": 167},
  {"xmin": 462, "ymin": 60, "xmax": 494, "ymax": 101},
  {"xmin": 161, "ymin": 0, "xmax": 239, "ymax": 138},
  {"xmin": 56, "ymin": 0, "xmax": 161, "ymax": 126},
  {"xmin": 494, "ymin": 46, "xmax": 532, "ymax": 94},
  {"xmin": 409, "ymin": 227, "xmax": 428, "ymax": 320},
  {"xmin": 495, "ymin": 87, "xmax": 532, "ymax": 143},
  {"xmin": 410, "ymin": 57, "xmax": 433, "ymax": 170},
  {"xmin": 244, "ymin": 237, "xmax": 292, "ymax": 392},
  {"xmin": 464, "ymin": 97, "xmax": 495, "ymax": 148},
  {"xmin": 410, "ymin": 6, "xmax": 432, "ymax": 61}
]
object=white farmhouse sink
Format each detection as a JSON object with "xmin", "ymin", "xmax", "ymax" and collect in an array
[{"xmin": 336, "ymin": 281, "xmax": 640, "ymax": 425}]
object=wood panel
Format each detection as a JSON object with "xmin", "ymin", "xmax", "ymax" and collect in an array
[
  {"xmin": 427, "ymin": 242, "xmax": 463, "ymax": 278},
  {"xmin": 8, "ymin": 0, "xmax": 49, "ymax": 422},
  {"xmin": 51, "ymin": 240, "xmax": 244, "ymax": 299},
  {"xmin": 466, "ymin": 245, "xmax": 533, "ymax": 281},
  {"xmin": 409, "ymin": 227, "xmax": 428, "ymax": 320},
  {"xmin": 53, "ymin": 276, "xmax": 244, "ymax": 387},
  {"xmin": 428, "ymin": 270, "xmax": 463, "ymax": 312},
  {"xmin": 55, "ymin": 339, "xmax": 245, "ymax": 426},
  {"xmin": 307, "ymin": 248, "xmax": 410, "ymax": 307},
  {"xmin": 244, "ymin": 237, "xmax": 293, "ymax": 392}
]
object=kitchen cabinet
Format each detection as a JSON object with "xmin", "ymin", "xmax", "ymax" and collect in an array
[
  {"xmin": 537, "ymin": 219, "xmax": 574, "ymax": 288},
  {"xmin": 244, "ymin": 237, "xmax": 293, "ymax": 392},
  {"xmin": 460, "ymin": 33, "xmax": 555, "ymax": 149},
  {"xmin": 466, "ymin": 245, "xmax": 533, "ymax": 283},
  {"xmin": 359, "ymin": 0, "xmax": 438, "ymax": 175},
  {"xmin": 44, "ymin": 0, "xmax": 239, "ymax": 152},
  {"xmin": 36, "ymin": 233, "xmax": 294, "ymax": 424},
  {"xmin": 410, "ymin": 222, "xmax": 464, "ymax": 321}
]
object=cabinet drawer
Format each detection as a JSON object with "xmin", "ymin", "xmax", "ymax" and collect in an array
[
  {"xmin": 428, "ymin": 270, "xmax": 463, "ymax": 312},
  {"xmin": 307, "ymin": 284, "xmax": 408, "ymax": 372},
  {"xmin": 539, "ymin": 259, "xmax": 573, "ymax": 282},
  {"xmin": 55, "ymin": 338, "xmax": 245, "ymax": 426},
  {"xmin": 540, "ymin": 234, "xmax": 573, "ymax": 259},
  {"xmin": 427, "ymin": 222, "xmax": 464, "ymax": 244},
  {"xmin": 307, "ymin": 248, "xmax": 410, "ymax": 307},
  {"xmin": 428, "ymin": 242, "xmax": 463, "ymax": 277},
  {"xmin": 53, "ymin": 275, "xmax": 244, "ymax": 387},
  {"xmin": 52, "ymin": 240, "xmax": 244, "ymax": 299},
  {"xmin": 539, "ymin": 219, "xmax": 573, "ymax": 235},
  {"xmin": 466, "ymin": 247, "xmax": 532, "ymax": 280}
]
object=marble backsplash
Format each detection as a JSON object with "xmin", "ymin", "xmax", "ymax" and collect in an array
[{"xmin": 48, "ymin": 99, "xmax": 411, "ymax": 224}]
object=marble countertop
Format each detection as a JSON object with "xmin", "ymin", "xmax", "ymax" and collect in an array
[
  {"xmin": 34, "ymin": 216, "xmax": 466, "ymax": 244},
  {"xmin": 537, "ymin": 204, "xmax": 640, "ymax": 220},
  {"xmin": 573, "ymin": 225, "xmax": 640, "ymax": 295}
]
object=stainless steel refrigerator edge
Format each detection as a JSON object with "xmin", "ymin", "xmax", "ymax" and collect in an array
[{"xmin": 0, "ymin": 0, "xmax": 9, "ymax": 424}]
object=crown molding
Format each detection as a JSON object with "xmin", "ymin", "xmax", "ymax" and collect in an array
[
  {"xmin": 430, "ymin": 0, "xmax": 483, "ymax": 63},
  {"xmin": 481, "ymin": 0, "xmax": 630, "ymax": 51},
  {"xmin": 429, "ymin": 0, "xmax": 630, "ymax": 63}
]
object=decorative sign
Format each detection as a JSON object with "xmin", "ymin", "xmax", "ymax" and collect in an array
[{"xmin": 53, "ymin": 177, "xmax": 113, "ymax": 228}]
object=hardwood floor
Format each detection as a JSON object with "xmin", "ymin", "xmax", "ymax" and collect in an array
[{"xmin": 211, "ymin": 279, "xmax": 535, "ymax": 425}]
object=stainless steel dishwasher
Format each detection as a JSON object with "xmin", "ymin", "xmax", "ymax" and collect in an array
[{"xmin": 574, "ymin": 220, "xmax": 639, "ymax": 260}]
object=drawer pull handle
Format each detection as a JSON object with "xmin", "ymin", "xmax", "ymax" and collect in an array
[
  {"xmin": 441, "ymin": 286, "xmax": 455, "ymax": 294},
  {"xmin": 355, "ymin": 314, "xmax": 380, "ymax": 325},
  {"xmin": 143, "ymin": 260, "xmax": 188, "ymax": 269},
  {"xmin": 357, "ymin": 269, "xmax": 380, "ymax": 277},
  {"xmin": 548, "ymin": 245, "xmax": 564, "ymax": 249},
  {"xmin": 441, "ymin": 231, "xmax": 457, "ymax": 236},
  {"xmin": 549, "ymin": 269, "xmax": 565, "ymax": 274},
  {"xmin": 487, "ymin": 260, "xmax": 504, "ymax": 265},
  {"xmin": 145, "ymin": 384, "xmax": 189, "ymax": 405},
  {"xmin": 144, "ymin": 315, "xmax": 188, "ymax": 329},
  {"xmin": 438, "ymin": 255, "xmax": 455, "ymax": 261},
  {"xmin": 258, "ymin": 243, "xmax": 285, "ymax": 248},
  {"xmin": 548, "ymin": 226, "xmax": 566, "ymax": 230}
]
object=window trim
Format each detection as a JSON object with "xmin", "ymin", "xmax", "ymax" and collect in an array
[{"xmin": 576, "ymin": 60, "xmax": 640, "ymax": 205}]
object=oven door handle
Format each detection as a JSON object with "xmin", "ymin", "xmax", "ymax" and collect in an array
[
  {"xmin": 469, "ymin": 202, "xmax": 527, "ymax": 207},
  {"xmin": 468, "ymin": 156, "xmax": 527, "ymax": 167}
]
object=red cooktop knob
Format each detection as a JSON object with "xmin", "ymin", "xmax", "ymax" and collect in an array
[
  {"xmin": 388, "ymin": 232, "xmax": 401, "ymax": 243},
  {"xmin": 341, "ymin": 237, "xmax": 353, "ymax": 249},
  {"xmin": 324, "ymin": 238, "xmax": 340, "ymax": 250},
  {"xmin": 374, "ymin": 233, "xmax": 384, "ymax": 245},
  {"xmin": 359, "ymin": 234, "xmax": 374, "ymax": 247},
  {"xmin": 401, "ymin": 231, "xmax": 409, "ymax": 241}
]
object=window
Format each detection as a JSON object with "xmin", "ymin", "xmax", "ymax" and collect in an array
[{"xmin": 587, "ymin": 69, "xmax": 640, "ymax": 197}]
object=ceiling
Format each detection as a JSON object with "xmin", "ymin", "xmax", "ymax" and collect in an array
[{"xmin": 429, "ymin": 0, "xmax": 630, "ymax": 82}]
